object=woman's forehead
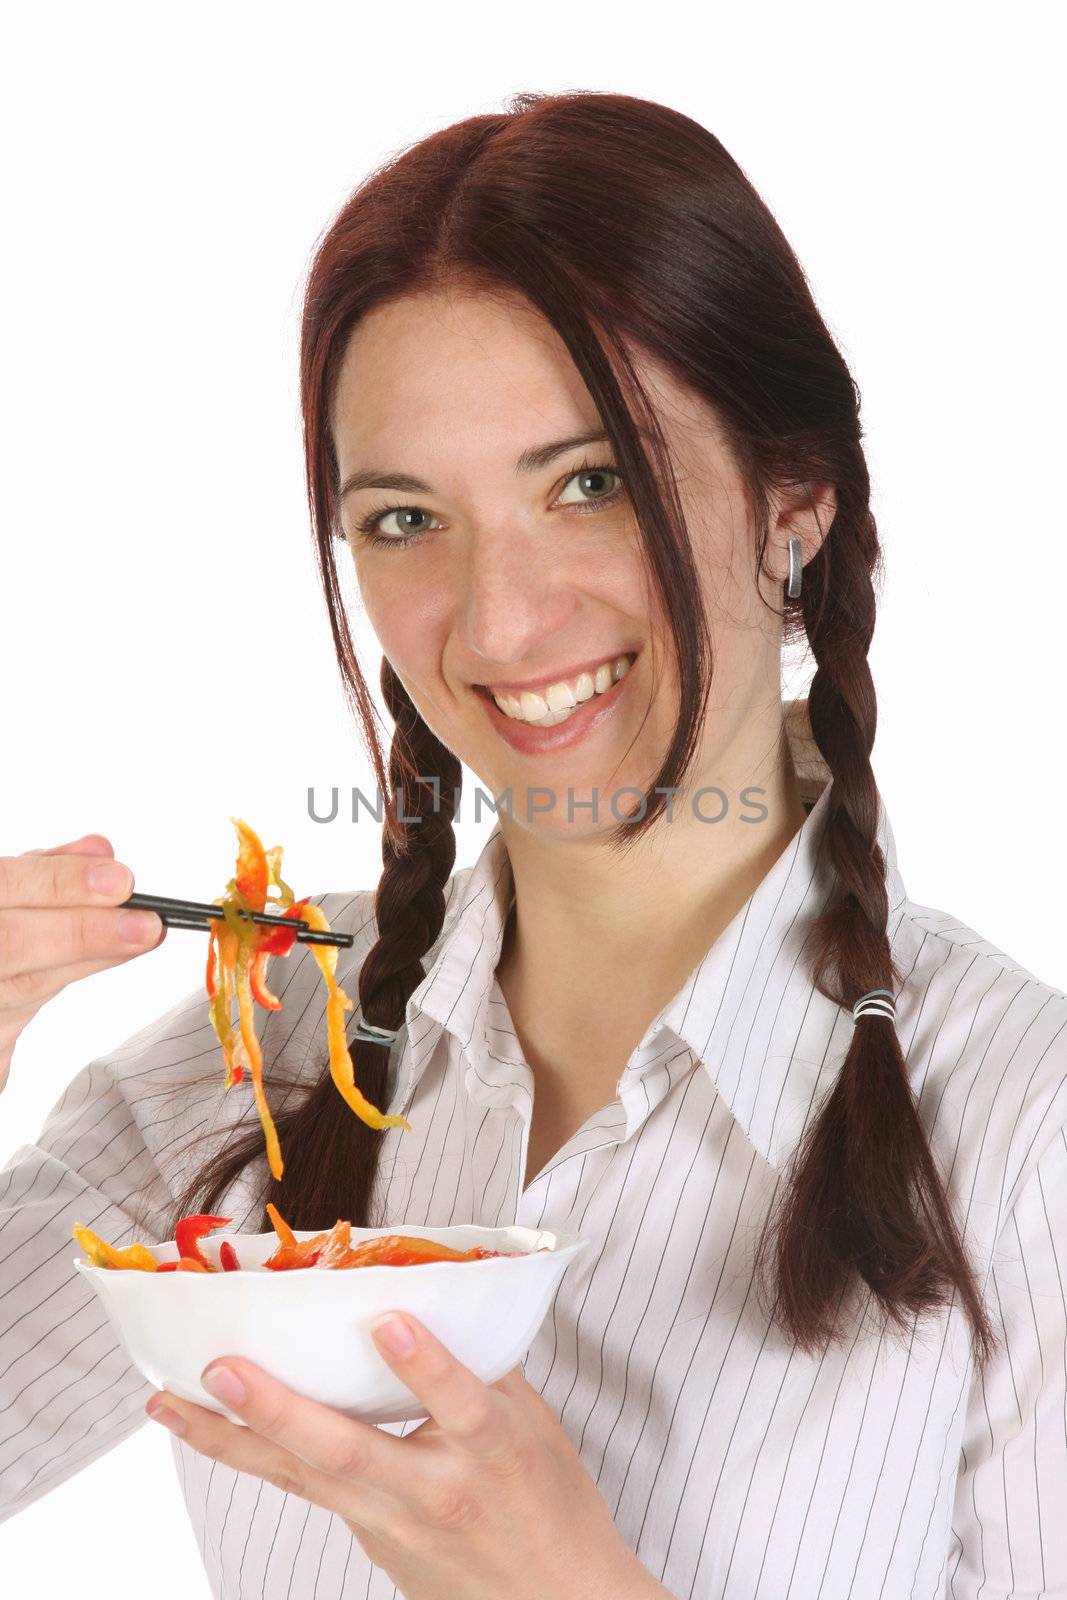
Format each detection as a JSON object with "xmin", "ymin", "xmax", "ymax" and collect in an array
[{"xmin": 332, "ymin": 296, "xmax": 731, "ymax": 496}]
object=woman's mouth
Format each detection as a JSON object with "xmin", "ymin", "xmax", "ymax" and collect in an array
[{"xmin": 474, "ymin": 652, "xmax": 639, "ymax": 756}]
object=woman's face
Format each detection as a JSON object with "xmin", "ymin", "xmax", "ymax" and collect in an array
[{"xmin": 330, "ymin": 287, "xmax": 793, "ymax": 837}]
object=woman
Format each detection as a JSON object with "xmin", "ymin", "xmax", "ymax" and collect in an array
[{"xmin": 2, "ymin": 89, "xmax": 1065, "ymax": 1598}]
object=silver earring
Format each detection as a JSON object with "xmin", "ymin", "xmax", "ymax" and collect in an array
[{"xmin": 786, "ymin": 535, "xmax": 803, "ymax": 599}]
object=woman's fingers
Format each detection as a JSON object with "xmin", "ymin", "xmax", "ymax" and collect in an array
[
  {"xmin": 29, "ymin": 834, "xmax": 117, "ymax": 859},
  {"xmin": 0, "ymin": 904, "xmax": 164, "ymax": 983},
  {"xmin": 1, "ymin": 843, "xmax": 131, "ymax": 912},
  {"xmin": 0, "ymin": 837, "xmax": 165, "ymax": 1090}
]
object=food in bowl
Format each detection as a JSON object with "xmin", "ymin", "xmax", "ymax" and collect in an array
[{"xmin": 72, "ymin": 1203, "xmax": 541, "ymax": 1273}]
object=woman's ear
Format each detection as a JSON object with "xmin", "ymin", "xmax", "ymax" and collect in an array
[{"xmin": 771, "ymin": 480, "xmax": 837, "ymax": 576}]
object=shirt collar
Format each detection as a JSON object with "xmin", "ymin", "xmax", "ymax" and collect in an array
[{"xmin": 400, "ymin": 698, "xmax": 908, "ymax": 1170}]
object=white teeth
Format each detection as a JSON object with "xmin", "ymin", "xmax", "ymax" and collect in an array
[
  {"xmin": 546, "ymin": 681, "xmax": 577, "ymax": 712},
  {"xmin": 491, "ymin": 654, "xmax": 632, "ymax": 725},
  {"xmin": 519, "ymin": 689, "xmax": 548, "ymax": 719}
]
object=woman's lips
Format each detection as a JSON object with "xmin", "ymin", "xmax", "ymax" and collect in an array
[{"xmin": 475, "ymin": 656, "xmax": 637, "ymax": 756}]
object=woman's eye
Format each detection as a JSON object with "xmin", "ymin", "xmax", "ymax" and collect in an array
[
  {"xmin": 358, "ymin": 505, "xmax": 442, "ymax": 542},
  {"xmin": 555, "ymin": 464, "xmax": 625, "ymax": 512}
]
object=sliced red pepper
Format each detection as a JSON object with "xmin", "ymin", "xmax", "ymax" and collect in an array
[
  {"xmin": 254, "ymin": 898, "xmax": 309, "ymax": 957},
  {"xmin": 218, "ymin": 1240, "xmax": 241, "ymax": 1272},
  {"xmin": 175, "ymin": 1212, "xmax": 232, "ymax": 1268}
]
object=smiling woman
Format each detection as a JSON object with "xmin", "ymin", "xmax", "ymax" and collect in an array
[
  {"xmin": 190, "ymin": 86, "xmax": 986, "ymax": 1358},
  {"xmin": 3, "ymin": 84, "xmax": 1067, "ymax": 1600}
]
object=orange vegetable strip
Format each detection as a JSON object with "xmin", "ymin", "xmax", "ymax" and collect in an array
[
  {"xmin": 206, "ymin": 922, "xmax": 218, "ymax": 1001},
  {"xmin": 266, "ymin": 1202, "xmax": 297, "ymax": 1249},
  {"xmin": 311, "ymin": 1218, "xmax": 353, "ymax": 1269},
  {"xmin": 211, "ymin": 919, "xmax": 241, "ymax": 1089},
  {"xmin": 248, "ymin": 947, "xmax": 281, "ymax": 1010},
  {"xmin": 231, "ymin": 817, "xmax": 269, "ymax": 910},
  {"xmin": 342, "ymin": 1234, "xmax": 485, "ymax": 1267},
  {"xmin": 235, "ymin": 945, "xmax": 283, "ymax": 1180}
]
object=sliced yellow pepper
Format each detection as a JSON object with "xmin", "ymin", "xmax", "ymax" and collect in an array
[
  {"xmin": 300, "ymin": 901, "xmax": 412, "ymax": 1135},
  {"xmin": 73, "ymin": 1222, "xmax": 158, "ymax": 1272}
]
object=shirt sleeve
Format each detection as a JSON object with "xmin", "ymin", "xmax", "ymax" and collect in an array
[
  {"xmin": 0, "ymin": 887, "xmax": 376, "ymax": 1524},
  {"xmin": 0, "ymin": 984, "xmax": 209, "ymax": 1522},
  {"xmin": 948, "ymin": 1122, "xmax": 1067, "ymax": 1596}
]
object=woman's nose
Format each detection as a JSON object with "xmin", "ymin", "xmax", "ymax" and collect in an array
[{"xmin": 457, "ymin": 529, "xmax": 579, "ymax": 668}]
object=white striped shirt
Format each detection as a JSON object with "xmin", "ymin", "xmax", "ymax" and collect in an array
[{"xmin": 3, "ymin": 707, "xmax": 1067, "ymax": 1598}]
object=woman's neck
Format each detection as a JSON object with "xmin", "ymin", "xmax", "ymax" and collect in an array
[{"xmin": 494, "ymin": 743, "xmax": 810, "ymax": 1077}]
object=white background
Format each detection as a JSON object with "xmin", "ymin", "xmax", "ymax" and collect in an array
[{"xmin": 1, "ymin": 3, "xmax": 1062, "ymax": 1593}]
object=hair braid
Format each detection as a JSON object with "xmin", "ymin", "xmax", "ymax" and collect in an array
[
  {"xmin": 763, "ymin": 524, "xmax": 995, "ymax": 1363},
  {"xmin": 354, "ymin": 658, "xmax": 461, "ymax": 1039}
]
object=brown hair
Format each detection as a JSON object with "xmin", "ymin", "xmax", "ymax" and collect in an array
[{"xmin": 164, "ymin": 89, "xmax": 994, "ymax": 1364}]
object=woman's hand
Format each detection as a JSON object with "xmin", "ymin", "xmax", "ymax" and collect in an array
[
  {"xmin": 0, "ymin": 834, "xmax": 165, "ymax": 1092},
  {"xmin": 144, "ymin": 1311, "xmax": 665, "ymax": 1600}
]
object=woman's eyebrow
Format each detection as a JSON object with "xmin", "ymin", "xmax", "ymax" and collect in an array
[{"xmin": 338, "ymin": 430, "xmax": 613, "ymax": 501}]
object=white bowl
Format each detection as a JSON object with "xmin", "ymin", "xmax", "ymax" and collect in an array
[{"xmin": 74, "ymin": 1224, "xmax": 588, "ymax": 1425}]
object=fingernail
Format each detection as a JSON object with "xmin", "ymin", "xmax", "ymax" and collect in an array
[
  {"xmin": 372, "ymin": 1314, "xmax": 416, "ymax": 1357},
  {"xmin": 88, "ymin": 861, "xmax": 131, "ymax": 898},
  {"xmin": 146, "ymin": 1400, "xmax": 186, "ymax": 1436},
  {"xmin": 116, "ymin": 909, "xmax": 162, "ymax": 945},
  {"xmin": 201, "ymin": 1363, "xmax": 246, "ymax": 1406}
]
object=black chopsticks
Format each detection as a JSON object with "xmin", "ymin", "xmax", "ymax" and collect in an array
[{"xmin": 120, "ymin": 893, "xmax": 354, "ymax": 949}]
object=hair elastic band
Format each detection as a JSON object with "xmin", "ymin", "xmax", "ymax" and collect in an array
[
  {"xmin": 351, "ymin": 1021, "xmax": 399, "ymax": 1046},
  {"xmin": 852, "ymin": 989, "xmax": 896, "ymax": 1021}
]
